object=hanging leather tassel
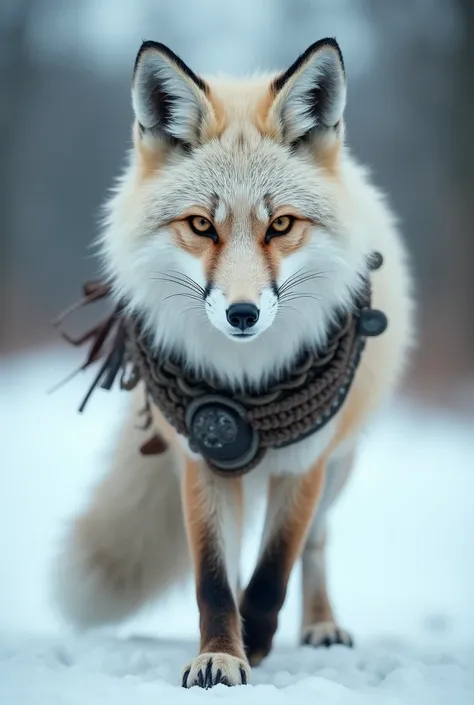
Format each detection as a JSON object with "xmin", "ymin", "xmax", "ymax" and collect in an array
[{"xmin": 50, "ymin": 282, "xmax": 139, "ymax": 412}]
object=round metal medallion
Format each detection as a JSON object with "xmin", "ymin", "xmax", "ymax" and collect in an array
[
  {"xmin": 185, "ymin": 395, "xmax": 260, "ymax": 473},
  {"xmin": 192, "ymin": 407, "xmax": 238, "ymax": 449}
]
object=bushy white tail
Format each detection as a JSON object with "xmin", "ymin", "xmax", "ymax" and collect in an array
[{"xmin": 53, "ymin": 396, "xmax": 189, "ymax": 628}]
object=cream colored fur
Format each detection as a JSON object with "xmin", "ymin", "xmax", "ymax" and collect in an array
[
  {"xmin": 54, "ymin": 387, "xmax": 189, "ymax": 626},
  {"xmin": 54, "ymin": 40, "xmax": 414, "ymax": 658}
]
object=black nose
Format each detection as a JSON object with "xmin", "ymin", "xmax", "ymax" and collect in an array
[{"xmin": 226, "ymin": 302, "xmax": 259, "ymax": 331}]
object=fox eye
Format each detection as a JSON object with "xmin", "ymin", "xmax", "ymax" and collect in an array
[
  {"xmin": 188, "ymin": 216, "xmax": 218, "ymax": 242},
  {"xmin": 265, "ymin": 215, "xmax": 295, "ymax": 243}
]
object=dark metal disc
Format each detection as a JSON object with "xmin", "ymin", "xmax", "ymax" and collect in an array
[{"xmin": 185, "ymin": 395, "xmax": 260, "ymax": 472}]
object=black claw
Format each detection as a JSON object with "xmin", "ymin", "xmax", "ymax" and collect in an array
[
  {"xmin": 213, "ymin": 667, "xmax": 222, "ymax": 686},
  {"xmin": 204, "ymin": 659, "xmax": 213, "ymax": 689},
  {"xmin": 240, "ymin": 667, "xmax": 247, "ymax": 685},
  {"xmin": 197, "ymin": 668, "xmax": 204, "ymax": 688},
  {"xmin": 181, "ymin": 668, "xmax": 190, "ymax": 688},
  {"xmin": 322, "ymin": 635, "xmax": 332, "ymax": 647},
  {"xmin": 335, "ymin": 629, "xmax": 346, "ymax": 645},
  {"xmin": 302, "ymin": 633, "xmax": 311, "ymax": 646},
  {"xmin": 220, "ymin": 676, "xmax": 231, "ymax": 687},
  {"xmin": 334, "ymin": 628, "xmax": 354, "ymax": 647}
]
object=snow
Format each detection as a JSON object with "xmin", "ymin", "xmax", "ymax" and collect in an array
[{"xmin": 1, "ymin": 346, "xmax": 473, "ymax": 703}]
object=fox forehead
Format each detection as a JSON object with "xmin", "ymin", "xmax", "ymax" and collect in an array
[{"xmin": 141, "ymin": 130, "xmax": 339, "ymax": 228}]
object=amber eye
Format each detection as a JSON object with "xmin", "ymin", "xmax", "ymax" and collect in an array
[
  {"xmin": 265, "ymin": 215, "xmax": 295, "ymax": 243},
  {"xmin": 190, "ymin": 216, "xmax": 211, "ymax": 233},
  {"xmin": 188, "ymin": 216, "xmax": 218, "ymax": 242}
]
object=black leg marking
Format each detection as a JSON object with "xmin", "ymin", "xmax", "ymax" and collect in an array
[
  {"xmin": 240, "ymin": 537, "xmax": 288, "ymax": 662},
  {"xmin": 197, "ymin": 540, "xmax": 240, "ymax": 654}
]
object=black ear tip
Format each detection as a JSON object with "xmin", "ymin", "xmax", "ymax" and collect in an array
[
  {"xmin": 132, "ymin": 41, "xmax": 206, "ymax": 93},
  {"xmin": 321, "ymin": 36, "xmax": 342, "ymax": 51},
  {"xmin": 133, "ymin": 40, "xmax": 174, "ymax": 77},
  {"xmin": 274, "ymin": 37, "xmax": 345, "ymax": 93},
  {"xmin": 302, "ymin": 38, "xmax": 345, "ymax": 77},
  {"xmin": 134, "ymin": 40, "xmax": 157, "ymax": 77},
  {"xmin": 315, "ymin": 37, "xmax": 345, "ymax": 73}
]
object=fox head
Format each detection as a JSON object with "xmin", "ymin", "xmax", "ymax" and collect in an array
[{"xmin": 102, "ymin": 39, "xmax": 376, "ymax": 385}]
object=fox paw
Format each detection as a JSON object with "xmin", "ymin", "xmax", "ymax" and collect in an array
[
  {"xmin": 302, "ymin": 621, "xmax": 354, "ymax": 648},
  {"xmin": 182, "ymin": 653, "xmax": 250, "ymax": 689}
]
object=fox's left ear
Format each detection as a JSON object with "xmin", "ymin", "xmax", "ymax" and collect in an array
[{"xmin": 269, "ymin": 38, "xmax": 346, "ymax": 145}]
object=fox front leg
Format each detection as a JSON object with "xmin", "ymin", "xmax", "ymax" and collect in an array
[
  {"xmin": 240, "ymin": 461, "xmax": 326, "ymax": 665},
  {"xmin": 181, "ymin": 460, "xmax": 249, "ymax": 688}
]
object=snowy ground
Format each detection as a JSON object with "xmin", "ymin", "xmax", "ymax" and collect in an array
[{"xmin": 1, "ymin": 347, "xmax": 473, "ymax": 703}]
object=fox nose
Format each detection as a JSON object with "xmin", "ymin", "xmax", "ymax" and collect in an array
[{"xmin": 226, "ymin": 302, "xmax": 259, "ymax": 331}]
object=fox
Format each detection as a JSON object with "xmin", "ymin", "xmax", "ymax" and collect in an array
[{"xmin": 53, "ymin": 38, "xmax": 414, "ymax": 689}]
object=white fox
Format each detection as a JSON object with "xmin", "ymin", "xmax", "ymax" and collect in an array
[{"xmin": 54, "ymin": 39, "xmax": 414, "ymax": 689}]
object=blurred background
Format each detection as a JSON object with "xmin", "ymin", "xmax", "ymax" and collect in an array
[
  {"xmin": 0, "ymin": 0, "xmax": 473, "ymax": 657},
  {"xmin": 1, "ymin": 0, "xmax": 474, "ymax": 407}
]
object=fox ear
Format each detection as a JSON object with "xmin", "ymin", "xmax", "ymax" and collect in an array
[
  {"xmin": 132, "ymin": 41, "xmax": 213, "ymax": 146},
  {"xmin": 269, "ymin": 38, "xmax": 346, "ymax": 145}
]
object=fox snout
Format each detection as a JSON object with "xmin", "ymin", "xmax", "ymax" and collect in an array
[{"xmin": 205, "ymin": 286, "xmax": 278, "ymax": 342}]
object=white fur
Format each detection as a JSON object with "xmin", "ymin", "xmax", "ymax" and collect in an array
[
  {"xmin": 101, "ymin": 125, "xmax": 374, "ymax": 389},
  {"xmin": 206, "ymin": 285, "xmax": 277, "ymax": 340},
  {"xmin": 53, "ymin": 392, "xmax": 189, "ymax": 627}
]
